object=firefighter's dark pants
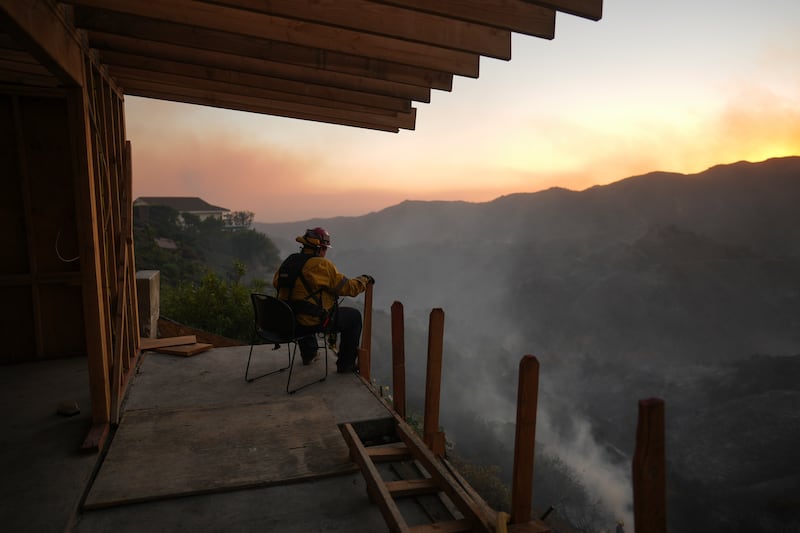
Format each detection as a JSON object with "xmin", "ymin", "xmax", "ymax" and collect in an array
[{"xmin": 297, "ymin": 306, "xmax": 362, "ymax": 372}]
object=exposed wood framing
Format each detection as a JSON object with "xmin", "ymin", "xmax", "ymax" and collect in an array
[
  {"xmin": 64, "ymin": 0, "xmax": 481, "ymax": 76},
  {"xmin": 79, "ymin": 52, "xmax": 139, "ymax": 432},
  {"xmin": 0, "ymin": 0, "xmax": 82, "ymax": 85},
  {"xmin": 0, "ymin": 0, "xmax": 142, "ymax": 438},
  {"xmin": 49, "ymin": 0, "xmax": 603, "ymax": 130},
  {"xmin": 67, "ymin": 79, "xmax": 111, "ymax": 424},
  {"xmin": 1, "ymin": 0, "xmax": 605, "ymax": 451},
  {"xmin": 370, "ymin": 0, "xmax": 557, "ymax": 38}
]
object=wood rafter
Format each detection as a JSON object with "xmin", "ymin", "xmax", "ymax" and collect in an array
[{"xmin": 4, "ymin": 0, "xmax": 604, "ymax": 130}]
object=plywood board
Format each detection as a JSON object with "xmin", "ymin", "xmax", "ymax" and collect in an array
[
  {"xmin": 83, "ymin": 397, "xmax": 355, "ymax": 509},
  {"xmin": 153, "ymin": 342, "xmax": 213, "ymax": 357},
  {"xmin": 139, "ymin": 335, "xmax": 196, "ymax": 350}
]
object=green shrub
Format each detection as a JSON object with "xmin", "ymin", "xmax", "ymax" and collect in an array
[{"xmin": 161, "ymin": 268, "xmax": 268, "ymax": 342}]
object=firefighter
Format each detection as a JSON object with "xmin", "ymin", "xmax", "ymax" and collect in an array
[{"xmin": 273, "ymin": 227, "xmax": 374, "ymax": 373}]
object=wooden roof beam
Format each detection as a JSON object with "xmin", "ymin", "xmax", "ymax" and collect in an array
[
  {"xmin": 73, "ymin": 8, "xmax": 454, "ymax": 91},
  {"xmin": 118, "ymin": 80, "xmax": 414, "ymax": 132},
  {"xmin": 369, "ymin": 0, "xmax": 556, "ymax": 39},
  {"xmin": 523, "ymin": 0, "xmax": 603, "ymax": 21},
  {"xmin": 203, "ymin": 0, "xmax": 512, "ymax": 60},
  {"xmin": 63, "ymin": 0, "xmax": 481, "ymax": 76},
  {"xmin": 0, "ymin": 0, "xmax": 83, "ymax": 85},
  {"xmin": 108, "ymin": 62, "xmax": 411, "ymax": 115},
  {"xmin": 89, "ymin": 32, "xmax": 432, "ymax": 104}
]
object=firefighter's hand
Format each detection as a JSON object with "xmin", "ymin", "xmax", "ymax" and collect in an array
[{"xmin": 360, "ymin": 274, "xmax": 375, "ymax": 285}]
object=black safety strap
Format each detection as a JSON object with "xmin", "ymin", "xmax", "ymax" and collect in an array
[{"xmin": 276, "ymin": 253, "xmax": 327, "ymax": 319}]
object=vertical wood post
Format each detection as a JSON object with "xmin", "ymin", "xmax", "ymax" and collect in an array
[
  {"xmin": 359, "ymin": 282, "xmax": 374, "ymax": 378},
  {"xmin": 423, "ymin": 308, "xmax": 446, "ymax": 456},
  {"xmin": 633, "ymin": 398, "xmax": 667, "ymax": 533},
  {"xmin": 67, "ymin": 79, "xmax": 111, "ymax": 428},
  {"xmin": 390, "ymin": 301, "xmax": 406, "ymax": 419},
  {"xmin": 511, "ymin": 355, "xmax": 540, "ymax": 524}
]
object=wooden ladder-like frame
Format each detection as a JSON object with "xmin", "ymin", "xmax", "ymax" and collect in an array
[{"xmin": 341, "ymin": 416, "xmax": 494, "ymax": 533}]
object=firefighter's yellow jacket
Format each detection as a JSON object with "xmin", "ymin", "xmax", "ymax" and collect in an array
[{"xmin": 273, "ymin": 250, "xmax": 369, "ymax": 326}]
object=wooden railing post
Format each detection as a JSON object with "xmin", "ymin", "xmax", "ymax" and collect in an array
[
  {"xmin": 423, "ymin": 308, "xmax": 446, "ymax": 456},
  {"xmin": 511, "ymin": 355, "xmax": 540, "ymax": 525},
  {"xmin": 391, "ymin": 301, "xmax": 406, "ymax": 419},
  {"xmin": 358, "ymin": 282, "xmax": 374, "ymax": 379},
  {"xmin": 633, "ymin": 398, "xmax": 666, "ymax": 533}
]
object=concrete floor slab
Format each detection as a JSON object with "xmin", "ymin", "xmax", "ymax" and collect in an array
[{"xmin": 1, "ymin": 346, "xmax": 402, "ymax": 531}]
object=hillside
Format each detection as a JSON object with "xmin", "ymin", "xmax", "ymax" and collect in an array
[{"xmin": 255, "ymin": 157, "xmax": 800, "ymax": 531}]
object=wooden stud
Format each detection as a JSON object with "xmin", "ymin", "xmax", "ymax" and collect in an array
[
  {"xmin": 423, "ymin": 308, "xmax": 445, "ymax": 456},
  {"xmin": 391, "ymin": 301, "xmax": 406, "ymax": 419},
  {"xmin": 358, "ymin": 283, "xmax": 374, "ymax": 374},
  {"xmin": 633, "ymin": 398, "xmax": 667, "ymax": 533},
  {"xmin": 67, "ymin": 74, "xmax": 111, "ymax": 425},
  {"xmin": 511, "ymin": 355, "xmax": 540, "ymax": 525}
]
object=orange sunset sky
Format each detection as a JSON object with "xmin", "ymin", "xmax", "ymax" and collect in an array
[{"xmin": 127, "ymin": 0, "xmax": 800, "ymax": 223}]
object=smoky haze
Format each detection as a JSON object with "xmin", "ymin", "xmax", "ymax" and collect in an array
[{"xmin": 256, "ymin": 156, "xmax": 800, "ymax": 532}]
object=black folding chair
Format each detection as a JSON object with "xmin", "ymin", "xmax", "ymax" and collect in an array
[{"xmin": 244, "ymin": 293, "xmax": 328, "ymax": 394}]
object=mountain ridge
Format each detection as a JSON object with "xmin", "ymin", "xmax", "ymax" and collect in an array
[{"xmin": 256, "ymin": 156, "xmax": 800, "ymax": 256}]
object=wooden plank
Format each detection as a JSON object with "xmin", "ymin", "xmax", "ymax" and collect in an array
[
  {"xmin": 139, "ymin": 335, "xmax": 197, "ymax": 350},
  {"xmin": 396, "ymin": 420, "xmax": 492, "ymax": 532},
  {"xmin": 75, "ymin": 11, "xmax": 453, "ymax": 91},
  {"xmin": 89, "ymin": 32, "xmax": 432, "ymax": 103},
  {"xmin": 409, "ymin": 519, "xmax": 474, "ymax": 533},
  {"xmin": 65, "ymin": 0, "xmax": 481, "ymax": 76},
  {"xmin": 523, "ymin": 0, "xmax": 602, "ymax": 21},
  {"xmin": 109, "ymin": 64, "xmax": 407, "ymax": 114},
  {"xmin": 85, "ymin": 398, "xmax": 355, "ymax": 508},
  {"xmin": 154, "ymin": 342, "xmax": 213, "ymax": 357},
  {"xmin": 385, "ymin": 478, "xmax": 439, "ymax": 498},
  {"xmin": 102, "ymin": 52, "xmax": 412, "ymax": 111},
  {"xmin": 116, "ymin": 77, "xmax": 415, "ymax": 131},
  {"xmin": 372, "ymin": 0, "xmax": 556, "ymax": 38},
  {"xmin": 0, "ymin": 0, "xmax": 83, "ymax": 85},
  {"xmin": 441, "ymin": 456, "xmax": 498, "ymax": 527},
  {"xmin": 366, "ymin": 444, "xmax": 412, "ymax": 462},
  {"xmin": 341, "ymin": 423, "xmax": 410, "ymax": 532},
  {"xmin": 205, "ymin": 0, "xmax": 512, "ymax": 60}
]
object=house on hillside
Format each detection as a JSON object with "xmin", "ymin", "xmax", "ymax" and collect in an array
[{"xmin": 134, "ymin": 196, "xmax": 230, "ymax": 222}]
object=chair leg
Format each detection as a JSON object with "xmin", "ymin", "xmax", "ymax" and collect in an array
[
  {"xmin": 286, "ymin": 334, "xmax": 329, "ymax": 394},
  {"xmin": 245, "ymin": 341, "xmax": 291, "ymax": 383}
]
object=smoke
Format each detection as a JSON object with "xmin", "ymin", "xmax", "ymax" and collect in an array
[{"xmin": 536, "ymin": 408, "xmax": 633, "ymax": 528}]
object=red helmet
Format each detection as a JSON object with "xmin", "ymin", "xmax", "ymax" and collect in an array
[{"xmin": 297, "ymin": 227, "xmax": 332, "ymax": 249}]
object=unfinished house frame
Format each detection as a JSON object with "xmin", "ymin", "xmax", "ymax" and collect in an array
[{"xmin": 0, "ymin": 0, "xmax": 605, "ymax": 474}]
